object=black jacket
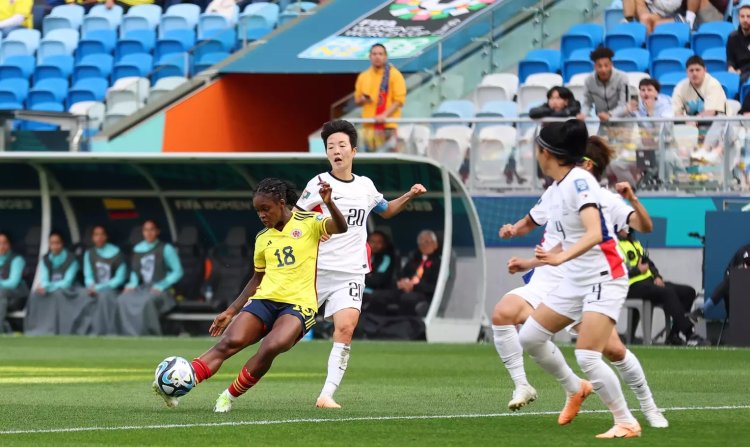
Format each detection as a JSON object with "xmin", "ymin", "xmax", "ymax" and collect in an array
[
  {"xmin": 723, "ymin": 243, "xmax": 750, "ymax": 276},
  {"xmin": 400, "ymin": 251, "xmax": 441, "ymax": 297},
  {"xmin": 528, "ymin": 100, "xmax": 581, "ymax": 119},
  {"xmin": 365, "ymin": 252, "xmax": 396, "ymax": 291},
  {"xmin": 727, "ymin": 27, "xmax": 750, "ymax": 74}
]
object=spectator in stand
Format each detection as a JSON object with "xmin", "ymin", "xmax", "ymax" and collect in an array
[
  {"xmin": 82, "ymin": 225, "xmax": 127, "ymax": 335},
  {"xmin": 364, "ymin": 230, "xmax": 397, "ymax": 298},
  {"xmin": 104, "ymin": 0, "xmax": 154, "ymax": 13},
  {"xmin": 621, "ymin": 0, "xmax": 684, "ymax": 33},
  {"xmin": 0, "ymin": 231, "xmax": 28, "ymax": 333},
  {"xmin": 529, "ymin": 86, "xmax": 581, "ymax": 120},
  {"xmin": 205, "ymin": 0, "xmax": 237, "ymax": 24},
  {"xmin": 684, "ymin": 0, "xmax": 735, "ymax": 30},
  {"xmin": 672, "ymin": 56, "xmax": 727, "ymax": 118},
  {"xmin": 621, "ymin": 78, "xmax": 674, "ymax": 120},
  {"xmin": 727, "ymin": 4, "xmax": 750, "ymax": 84},
  {"xmin": 0, "ymin": 0, "xmax": 32, "ymax": 37},
  {"xmin": 577, "ymin": 47, "xmax": 630, "ymax": 123},
  {"xmin": 65, "ymin": 1, "xmax": 105, "ymax": 13}
]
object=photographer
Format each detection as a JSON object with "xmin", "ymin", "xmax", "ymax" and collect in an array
[
  {"xmin": 697, "ymin": 243, "xmax": 750, "ymax": 316},
  {"xmin": 618, "ymin": 230, "xmax": 709, "ymax": 346}
]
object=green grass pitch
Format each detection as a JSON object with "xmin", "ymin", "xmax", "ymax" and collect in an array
[{"xmin": 0, "ymin": 337, "xmax": 748, "ymax": 446}]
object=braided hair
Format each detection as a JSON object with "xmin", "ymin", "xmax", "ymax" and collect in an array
[{"xmin": 254, "ymin": 178, "xmax": 299, "ymax": 205}]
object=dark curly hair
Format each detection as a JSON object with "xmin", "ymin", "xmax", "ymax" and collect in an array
[{"xmin": 254, "ymin": 178, "xmax": 299, "ymax": 205}]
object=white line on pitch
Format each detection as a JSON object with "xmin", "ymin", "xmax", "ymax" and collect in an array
[{"xmin": 1, "ymin": 404, "xmax": 748, "ymax": 436}]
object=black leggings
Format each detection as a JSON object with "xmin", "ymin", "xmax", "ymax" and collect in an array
[{"xmin": 628, "ymin": 280, "xmax": 696, "ymax": 337}]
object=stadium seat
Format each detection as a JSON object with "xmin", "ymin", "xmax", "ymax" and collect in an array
[
  {"xmin": 240, "ymin": 1, "xmax": 280, "ymax": 35},
  {"xmin": 431, "ymin": 100, "xmax": 475, "ymax": 130},
  {"xmin": 0, "ymin": 78, "xmax": 30, "ymax": 104},
  {"xmin": 703, "ymin": 47, "xmax": 728, "ymax": 73},
  {"xmin": 626, "ymin": 71, "xmax": 650, "ymax": 93},
  {"xmin": 198, "ymin": 7, "xmax": 239, "ymax": 39},
  {"xmin": 473, "ymin": 73, "xmax": 519, "ymax": 108},
  {"xmin": 691, "ymin": 21, "xmax": 734, "ymax": 57},
  {"xmin": 0, "ymin": 101, "xmax": 23, "ymax": 110},
  {"xmin": 612, "ymin": 48, "xmax": 649, "ymax": 72},
  {"xmin": 77, "ymin": 29, "xmax": 117, "ymax": 62},
  {"xmin": 28, "ymin": 78, "xmax": 68, "ymax": 108},
  {"xmin": 73, "ymin": 54, "xmax": 114, "ymax": 83},
  {"xmin": 159, "ymin": 3, "xmax": 201, "ymax": 37},
  {"xmin": 108, "ymin": 76, "xmax": 150, "ymax": 106},
  {"xmin": 426, "ymin": 125, "xmax": 473, "ymax": 173},
  {"xmin": 82, "ymin": 4, "xmax": 124, "ymax": 33},
  {"xmin": 115, "ymin": 30, "xmax": 157, "ymax": 61},
  {"xmin": 658, "ymin": 71, "xmax": 686, "ymax": 96},
  {"xmin": 120, "ymin": 4, "xmax": 162, "ymax": 36},
  {"xmin": 69, "ymin": 100, "xmax": 106, "ymax": 132},
  {"xmin": 42, "ymin": 4, "xmax": 85, "ymax": 35},
  {"xmin": 67, "ymin": 77, "xmax": 109, "ymax": 105},
  {"xmin": 0, "ymin": 55, "xmax": 35, "ymax": 81},
  {"xmin": 561, "ymin": 23, "xmax": 603, "ymax": 60},
  {"xmin": 727, "ymin": 98, "xmax": 742, "ymax": 116},
  {"xmin": 155, "ymin": 29, "xmax": 196, "ymax": 61},
  {"xmin": 149, "ymin": 76, "xmax": 188, "ymax": 102},
  {"xmin": 562, "ymin": 48, "xmax": 594, "ymax": 83},
  {"xmin": 207, "ymin": 227, "xmax": 253, "ymax": 308},
  {"xmin": 193, "ymin": 51, "xmax": 229, "ymax": 73},
  {"xmin": 473, "ymin": 125, "xmax": 517, "ymax": 183},
  {"xmin": 524, "ymin": 72, "xmax": 563, "ymax": 89},
  {"xmin": 647, "ymin": 22, "xmax": 690, "ymax": 60},
  {"xmin": 605, "ymin": 22, "xmax": 647, "ymax": 52},
  {"xmin": 38, "ymin": 29, "xmax": 79, "ymax": 61},
  {"xmin": 712, "ymin": 71, "xmax": 740, "ymax": 99},
  {"xmin": 153, "ymin": 53, "xmax": 189, "ymax": 81},
  {"xmin": 477, "ymin": 100, "xmax": 519, "ymax": 118},
  {"xmin": 284, "ymin": 1, "xmax": 317, "ymax": 13},
  {"xmin": 113, "ymin": 53, "xmax": 154, "ymax": 81},
  {"xmin": 604, "ymin": 3, "xmax": 624, "ymax": 32},
  {"xmin": 651, "ymin": 48, "xmax": 693, "ymax": 81},
  {"xmin": 25, "ymin": 101, "xmax": 65, "ymax": 130},
  {"xmin": 566, "ymin": 72, "xmax": 589, "ymax": 102},
  {"xmin": 0, "ymin": 29, "xmax": 42, "ymax": 59},
  {"xmin": 518, "ymin": 49, "xmax": 561, "ymax": 83},
  {"xmin": 103, "ymin": 102, "xmax": 139, "ymax": 128},
  {"xmin": 34, "ymin": 54, "xmax": 75, "ymax": 82},
  {"xmin": 197, "ymin": 28, "xmax": 237, "ymax": 54},
  {"xmin": 172, "ymin": 226, "xmax": 206, "ymax": 304},
  {"xmin": 741, "ymin": 81, "xmax": 750, "ymax": 106}
]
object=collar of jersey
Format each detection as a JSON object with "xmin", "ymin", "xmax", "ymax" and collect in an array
[{"xmin": 328, "ymin": 171, "xmax": 356, "ymax": 183}]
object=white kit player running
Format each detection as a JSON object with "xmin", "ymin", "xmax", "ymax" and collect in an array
[
  {"xmin": 510, "ymin": 120, "xmax": 642, "ymax": 439},
  {"xmin": 296, "ymin": 119, "xmax": 426, "ymax": 409},
  {"xmin": 494, "ymin": 136, "xmax": 667, "ymax": 429}
]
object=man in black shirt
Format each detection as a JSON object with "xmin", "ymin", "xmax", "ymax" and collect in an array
[{"xmin": 727, "ymin": 4, "xmax": 750, "ymax": 84}]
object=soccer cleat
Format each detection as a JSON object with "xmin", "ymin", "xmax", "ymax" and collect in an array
[
  {"xmin": 595, "ymin": 421, "xmax": 642, "ymax": 439},
  {"xmin": 508, "ymin": 384, "xmax": 538, "ymax": 411},
  {"xmin": 643, "ymin": 409, "xmax": 669, "ymax": 428},
  {"xmin": 316, "ymin": 395, "xmax": 342, "ymax": 409},
  {"xmin": 558, "ymin": 380, "xmax": 593, "ymax": 425},
  {"xmin": 152, "ymin": 381, "xmax": 179, "ymax": 408},
  {"xmin": 213, "ymin": 391, "xmax": 234, "ymax": 413},
  {"xmin": 687, "ymin": 334, "xmax": 711, "ymax": 347}
]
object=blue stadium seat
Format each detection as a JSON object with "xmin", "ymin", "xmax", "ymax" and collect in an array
[
  {"xmin": 0, "ymin": 79, "xmax": 30, "ymax": 104},
  {"xmin": 68, "ymin": 77, "xmax": 109, "ymax": 105},
  {"xmin": 518, "ymin": 49, "xmax": 561, "ymax": 83},
  {"xmin": 193, "ymin": 51, "xmax": 229, "ymax": 73},
  {"xmin": 197, "ymin": 28, "xmax": 237, "ymax": 53},
  {"xmin": 82, "ymin": 4, "xmax": 123, "ymax": 33},
  {"xmin": 604, "ymin": 7, "xmax": 624, "ymax": 33},
  {"xmin": 0, "ymin": 55, "xmax": 35, "ymax": 81},
  {"xmin": 160, "ymin": 3, "xmax": 201, "ymax": 36},
  {"xmin": 284, "ymin": 1, "xmax": 317, "ymax": 13},
  {"xmin": 153, "ymin": 53, "xmax": 190, "ymax": 82},
  {"xmin": 703, "ymin": 47, "xmax": 728, "ymax": 73},
  {"xmin": 604, "ymin": 22, "xmax": 647, "ymax": 52},
  {"xmin": 77, "ymin": 29, "xmax": 117, "ymax": 61},
  {"xmin": 198, "ymin": 9, "xmax": 238, "ymax": 39},
  {"xmin": 155, "ymin": 29, "xmax": 196, "ymax": 60},
  {"xmin": 562, "ymin": 48, "xmax": 594, "ymax": 83},
  {"xmin": 647, "ymin": 22, "xmax": 690, "ymax": 60},
  {"xmin": 0, "ymin": 29, "xmax": 42, "ymax": 59},
  {"xmin": 34, "ymin": 54, "xmax": 75, "ymax": 82},
  {"xmin": 0, "ymin": 101, "xmax": 23, "ymax": 110},
  {"xmin": 25, "ymin": 102, "xmax": 66, "ymax": 130},
  {"xmin": 651, "ymin": 48, "xmax": 693, "ymax": 81},
  {"xmin": 691, "ymin": 21, "xmax": 734, "ymax": 57},
  {"xmin": 74, "ymin": 54, "xmax": 114, "ymax": 82},
  {"xmin": 238, "ymin": 26, "xmax": 271, "ymax": 44},
  {"xmin": 278, "ymin": 11, "xmax": 299, "ymax": 26},
  {"xmin": 477, "ymin": 100, "xmax": 518, "ymax": 118},
  {"xmin": 712, "ymin": 70, "xmax": 740, "ymax": 99},
  {"xmin": 43, "ymin": 4, "xmax": 85, "ymax": 35},
  {"xmin": 612, "ymin": 48, "xmax": 649, "ymax": 72},
  {"xmin": 561, "ymin": 23, "xmax": 603, "ymax": 59},
  {"xmin": 28, "ymin": 78, "xmax": 69, "ymax": 108},
  {"xmin": 241, "ymin": 1, "xmax": 280, "ymax": 28},
  {"xmin": 433, "ymin": 99, "xmax": 476, "ymax": 119},
  {"xmin": 115, "ymin": 29, "xmax": 157, "ymax": 61},
  {"xmin": 121, "ymin": 4, "xmax": 163, "ymax": 36},
  {"xmin": 658, "ymin": 71, "xmax": 686, "ymax": 96},
  {"xmin": 38, "ymin": 29, "xmax": 79, "ymax": 61},
  {"xmin": 113, "ymin": 53, "xmax": 154, "ymax": 81}
]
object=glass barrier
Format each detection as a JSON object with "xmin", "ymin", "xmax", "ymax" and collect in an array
[{"xmin": 347, "ymin": 116, "xmax": 750, "ymax": 194}]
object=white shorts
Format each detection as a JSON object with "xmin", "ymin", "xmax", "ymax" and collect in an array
[
  {"xmin": 544, "ymin": 277, "xmax": 629, "ymax": 323},
  {"xmin": 316, "ymin": 270, "xmax": 366, "ymax": 319},
  {"xmin": 507, "ymin": 283, "xmax": 552, "ymax": 309}
]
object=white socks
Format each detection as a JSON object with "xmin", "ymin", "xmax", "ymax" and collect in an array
[
  {"xmin": 492, "ymin": 324, "xmax": 529, "ymax": 388},
  {"xmin": 518, "ymin": 318, "xmax": 581, "ymax": 395},
  {"xmin": 575, "ymin": 349, "xmax": 636, "ymax": 425},
  {"xmin": 320, "ymin": 342, "xmax": 350, "ymax": 398},
  {"xmin": 686, "ymin": 10, "xmax": 696, "ymax": 29},
  {"xmin": 611, "ymin": 350, "xmax": 658, "ymax": 413}
]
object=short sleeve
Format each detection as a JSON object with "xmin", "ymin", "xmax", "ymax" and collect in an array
[
  {"xmin": 296, "ymin": 177, "xmax": 323, "ymax": 211},
  {"xmin": 529, "ymin": 188, "xmax": 553, "ymax": 226},
  {"xmin": 368, "ymin": 179, "xmax": 387, "ymax": 213},
  {"xmin": 254, "ymin": 238, "xmax": 266, "ymax": 272},
  {"xmin": 391, "ymin": 68, "xmax": 407, "ymax": 105},
  {"xmin": 355, "ymin": 72, "xmax": 365, "ymax": 99},
  {"xmin": 312, "ymin": 213, "xmax": 331, "ymax": 240},
  {"xmin": 605, "ymin": 192, "xmax": 634, "ymax": 233},
  {"xmin": 571, "ymin": 174, "xmax": 599, "ymax": 212}
]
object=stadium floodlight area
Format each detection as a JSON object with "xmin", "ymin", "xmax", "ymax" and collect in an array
[{"xmin": 0, "ymin": 152, "xmax": 485, "ymax": 343}]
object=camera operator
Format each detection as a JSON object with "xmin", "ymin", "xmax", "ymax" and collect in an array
[{"xmin": 694, "ymin": 243, "xmax": 750, "ymax": 318}]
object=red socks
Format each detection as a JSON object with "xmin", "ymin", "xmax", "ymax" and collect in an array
[
  {"xmin": 191, "ymin": 358, "xmax": 212, "ymax": 384},
  {"xmin": 228, "ymin": 367, "xmax": 259, "ymax": 398}
]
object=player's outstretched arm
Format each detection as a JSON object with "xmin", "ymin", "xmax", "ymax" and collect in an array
[
  {"xmin": 378, "ymin": 183, "xmax": 427, "ymax": 219},
  {"xmin": 319, "ymin": 178, "xmax": 347, "ymax": 235},
  {"xmin": 499, "ymin": 215, "xmax": 537, "ymax": 239},
  {"xmin": 616, "ymin": 182, "xmax": 653, "ymax": 233},
  {"xmin": 209, "ymin": 270, "xmax": 264, "ymax": 337}
]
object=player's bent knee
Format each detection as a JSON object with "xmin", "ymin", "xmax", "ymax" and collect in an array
[
  {"xmin": 603, "ymin": 344, "xmax": 626, "ymax": 362},
  {"xmin": 333, "ymin": 324, "xmax": 356, "ymax": 341}
]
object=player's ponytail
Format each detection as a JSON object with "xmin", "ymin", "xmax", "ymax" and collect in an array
[
  {"xmin": 255, "ymin": 178, "xmax": 299, "ymax": 205},
  {"xmin": 584, "ymin": 136, "xmax": 615, "ymax": 181},
  {"xmin": 282, "ymin": 180, "xmax": 299, "ymax": 205}
]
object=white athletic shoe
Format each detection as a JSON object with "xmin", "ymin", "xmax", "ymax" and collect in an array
[
  {"xmin": 152, "ymin": 381, "xmax": 179, "ymax": 408},
  {"xmin": 644, "ymin": 409, "xmax": 669, "ymax": 428},
  {"xmin": 316, "ymin": 395, "xmax": 342, "ymax": 409},
  {"xmin": 507, "ymin": 384, "xmax": 538, "ymax": 411},
  {"xmin": 214, "ymin": 391, "xmax": 234, "ymax": 413}
]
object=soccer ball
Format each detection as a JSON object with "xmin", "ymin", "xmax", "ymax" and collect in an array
[{"xmin": 154, "ymin": 356, "xmax": 195, "ymax": 397}]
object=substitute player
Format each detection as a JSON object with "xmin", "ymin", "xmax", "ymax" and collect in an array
[
  {"xmin": 296, "ymin": 119, "xmax": 426, "ymax": 409},
  {"xmin": 494, "ymin": 136, "xmax": 667, "ymax": 428},
  {"xmin": 153, "ymin": 177, "xmax": 347, "ymax": 412}
]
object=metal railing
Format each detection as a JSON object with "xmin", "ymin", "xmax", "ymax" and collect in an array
[{"xmin": 347, "ymin": 116, "xmax": 750, "ymax": 194}]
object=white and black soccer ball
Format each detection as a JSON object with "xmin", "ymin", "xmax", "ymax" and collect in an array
[{"xmin": 155, "ymin": 356, "xmax": 195, "ymax": 397}]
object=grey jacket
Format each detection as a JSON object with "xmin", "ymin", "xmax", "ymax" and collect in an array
[{"xmin": 581, "ymin": 68, "xmax": 631, "ymax": 117}]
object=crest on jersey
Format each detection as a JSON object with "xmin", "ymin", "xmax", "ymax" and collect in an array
[
  {"xmin": 291, "ymin": 229, "xmax": 302, "ymax": 238},
  {"xmin": 302, "ymin": 190, "xmax": 311, "ymax": 199},
  {"xmin": 575, "ymin": 179, "xmax": 589, "ymax": 193},
  {"xmin": 316, "ymin": 214, "xmax": 325, "ymax": 221}
]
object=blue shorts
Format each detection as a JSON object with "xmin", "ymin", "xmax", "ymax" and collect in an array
[{"xmin": 241, "ymin": 299, "xmax": 316, "ymax": 338}]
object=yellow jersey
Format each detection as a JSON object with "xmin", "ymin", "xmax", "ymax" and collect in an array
[{"xmin": 252, "ymin": 210, "xmax": 330, "ymax": 310}]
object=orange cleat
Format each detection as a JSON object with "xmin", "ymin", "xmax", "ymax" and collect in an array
[
  {"xmin": 595, "ymin": 421, "xmax": 642, "ymax": 439},
  {"xmin": 558, "ymin": 379, "xmax": 593, "ymax": 425},
  {"xmin": 316, "ymin": 395, "xmax": 342, "ymax": 409}
]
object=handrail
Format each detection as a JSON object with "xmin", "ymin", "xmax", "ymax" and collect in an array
[{"xmin": 346, "ymin": 116, "xmax": 750, "ymax": 124}]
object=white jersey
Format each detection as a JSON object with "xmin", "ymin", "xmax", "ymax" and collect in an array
[
  {"xmin": 599, "ymin": 188, "xmax": 634, "ymax": 234},
  {"xmin": 526, "ymin": 187, "xmax": 564, "ymax": 286},
  {"xmin": 296, "ymin": 172, "xmax": 388, "ymax": 274},
  {"xmin": 535, "ymin": 167, "xmax": 626, "ymax": 285}
]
